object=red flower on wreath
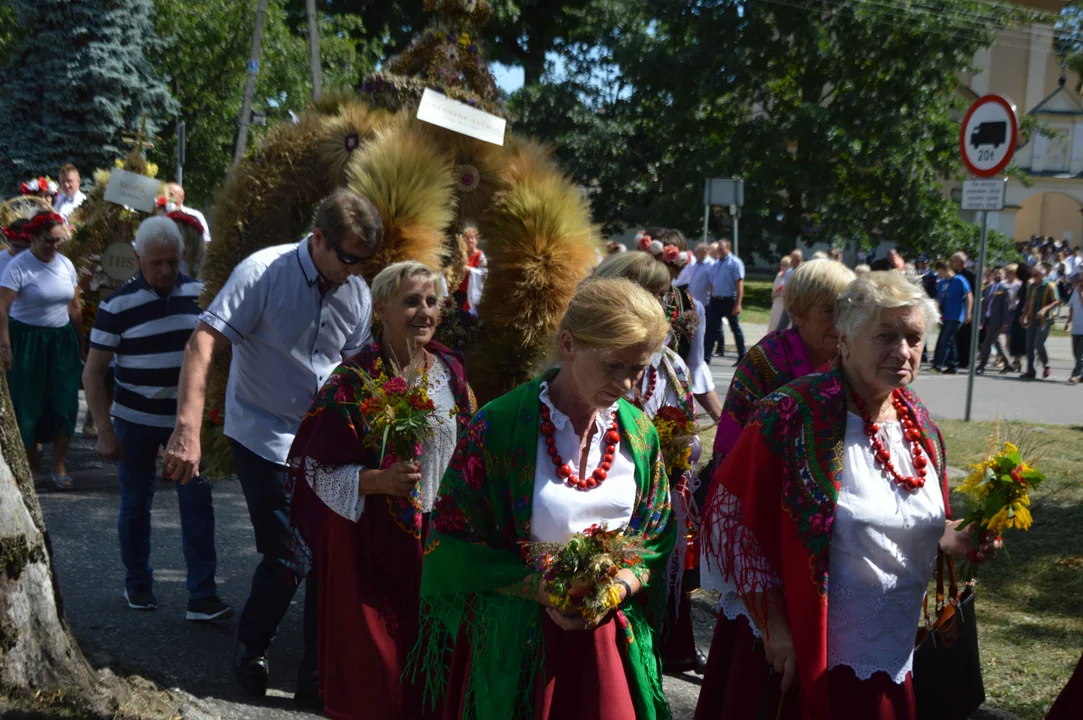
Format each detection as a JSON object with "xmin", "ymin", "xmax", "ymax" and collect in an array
[
  {"xmin": 662, "ymin": 245, "xmax": 679, "ymax": 263},
  {"xmin": 638, "ymin": 235, "xmax": 652, "ymax": 252}
]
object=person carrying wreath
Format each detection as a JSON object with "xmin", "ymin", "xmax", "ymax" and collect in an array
[
  {"xmin": 287, "ymin": 261, "xmax": 474, "ymax": 720},
  {"xmin": 416, "ymin": 277, "xmax": 676, "ymax": 720},
  {"xmin": 695, "ymin": 272, "xmax": 999, "ymax": 720}
]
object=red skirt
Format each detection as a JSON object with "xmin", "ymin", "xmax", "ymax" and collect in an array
[
  {"xmin": 1047, "ymin": 652, "xmax": 1083, "ymax": 719},
  {"xmin": 443, "ymin": 612, "xmax": 635, "ymax": 720},
  {"xmin": 694, "ymin": 614, "xmax": 915, "ymax": 720},
  {"xmin": 318, "ymin": 502, "xmax": 437, "ymax": 720}
]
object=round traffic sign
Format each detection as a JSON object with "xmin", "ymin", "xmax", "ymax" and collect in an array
[{"xmin": 959, "ymin": 95, "xmax": 1018, "ymax": 178}]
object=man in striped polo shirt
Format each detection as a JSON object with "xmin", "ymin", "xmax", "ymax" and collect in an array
[{"xmin": 83, "ymin": 217, "xmax": 230, "ymax": 621}]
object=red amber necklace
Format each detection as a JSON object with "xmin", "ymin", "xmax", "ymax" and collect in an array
[
  {"xmin": 852, "ymin": 389, "xmax": 928, "ymax": 492},
  {"xmin": 539, "ymin": 401, "xmax": 619, "ymax": 491}
]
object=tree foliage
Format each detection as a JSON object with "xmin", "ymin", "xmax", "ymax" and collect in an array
[
  {"xmin": 513, "ymin": 0, "xmax": 1036, "ymax": 261},
  {"xmin": 0, "ymin": 0, "xmax": 175, "ymax": 191},
  {"xmin": 147, "ymin": 0, "xmax": 382, "ymax": 207}
]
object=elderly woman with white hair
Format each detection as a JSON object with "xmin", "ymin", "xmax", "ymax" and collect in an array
[
  {"xmin": 695, "ymin": 272, "xmax": 999, "ymax": 720},
  {"xmin": 0, "ymin": 210, "xmax": 82, "ymax": 487},
  {"xmin": 287, "ymin": 261, "xmax": 475, "ymax": 720}
]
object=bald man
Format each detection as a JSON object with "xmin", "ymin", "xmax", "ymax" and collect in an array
[{"xmin": 168, "ymin": 183, "xmax": 211, "ymax": 244}]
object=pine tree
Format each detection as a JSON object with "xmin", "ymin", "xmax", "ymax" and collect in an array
[{"xmin": 0, "ymin": 0, "xmax": 175, "ymax": 191}]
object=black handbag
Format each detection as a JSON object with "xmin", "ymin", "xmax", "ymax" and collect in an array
[{"xmin": 913, "ymin": 552, "xmax": 985, "ymax": 719}]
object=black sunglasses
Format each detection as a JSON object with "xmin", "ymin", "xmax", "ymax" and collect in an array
[{"xmin": 329, "ymin": 241, "xmax": 365, "ymax": 266}]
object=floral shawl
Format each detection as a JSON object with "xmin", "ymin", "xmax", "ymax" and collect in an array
[
  {"xmin": 415, "ymin": 372, "xmax": 675, "ymax": 720},
  {"xmin": 711, "ymin": 327, "xmax": 812, "ymax": 462},
  {"xmin": 286, "ymin": 339, "xmax": 473, "ymax": 631},
  {"xmin": 700, "ymin": 364, "xmax": 949, "ymax": 720}
]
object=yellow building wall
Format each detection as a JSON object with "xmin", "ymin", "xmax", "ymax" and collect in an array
[{"xmin": 1014, "ymin": 192, "xmax": 1083, "ymax": 242}]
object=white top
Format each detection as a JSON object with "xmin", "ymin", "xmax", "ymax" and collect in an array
[
  {"xmin": 0, "ymin": 248, "xmax": 22, "ymax": 281},
  {"xmin": 53, "ymin": 191, "xmax": 86, "ymax": 219},
  {"xmin": 1004, "ymin": 279, "xmax": 1022, "ymax": 308},
  {"xmin": 200, "ymin": 238, "xmax": 372, "ymax": 464},
  {"xmin": 181, "ymin": 205, "xmax": 212, "ymax": 244},
  {"xmin": 673, "ymin": 256, "xmax": 697, "ymax": 288},
  {"xmin": 1069, "ymin": 291, "xmax": 1083, "ymax": 335},
  {"xmin": 1, "ymin": 251, "xmax": 78, "ymax": 328},
  {"xmin": 529, "ymin": 381, "xmax": 637, "ymax": 543},
  {"xmin": 708, "ymin": 413, "xmax": 944, "ymax": 685},
  {"xmin": 635, "ymin": 348, "xmax": 691, "ymax": 419},
  {"xmin": 682, "ymin": 298, "xmax": 714, "ymax": 394},
  {"xmin": 306, "ymin": 356, "xmax": 459, "ymax": 521}
]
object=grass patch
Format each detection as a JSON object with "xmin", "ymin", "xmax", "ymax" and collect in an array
[
  {"xmin": 694, "ymin": 416, "xmax": 1083, "ymax": 718},
  {"xmin": 739, "ymin": 279, "xmax": 775, "ymax": 326}
]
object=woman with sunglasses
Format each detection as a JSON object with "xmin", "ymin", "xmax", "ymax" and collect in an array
[{"xmin": 0, "ymin": 210, "xmax": 83, "ymax": 487}]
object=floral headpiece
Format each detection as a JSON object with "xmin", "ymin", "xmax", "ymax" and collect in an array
[
  {"xmin": 23, "ymin": 212, "xmax": 65, "ymax": 237},
  {"xmin": 638, "ymin": 234, "xmax": 691, "ymax": 268},
  {"xmin": 1, "ymin": 225, "xmax": 27, "ymax": 244},
  {"xmin": 20, "ymin": 176, "xmax": 59, "ymax": 196},
  {"xmin": 156, "ymin": 196, "xmax": 178, "ymax": 213},
  {"xmin": 166, "ymin": 210, "xmax": 205, "ymax": 237}
]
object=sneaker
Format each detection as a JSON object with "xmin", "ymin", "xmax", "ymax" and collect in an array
[
  {"xmin": 942, "ymin": 367, "xmax": 958, "ymax": 375},
  {"xmin": 186, "ymin": 596, "xmax": 234, "ymax": 622},
  {"xmin": 124, "ymin": 588, "xmax": 158, "ymax": 610}
]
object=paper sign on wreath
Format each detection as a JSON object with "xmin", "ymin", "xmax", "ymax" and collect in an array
[
  {"xmin": 103, "ymin": 169, "xmax": 160, "ymax": 213},
  {"xmin": 416, "ymin": 88, "xmax": 506, "ymax": 146}
]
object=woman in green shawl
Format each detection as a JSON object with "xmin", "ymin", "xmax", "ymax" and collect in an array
[{"xmin": 417, "ymin": 277, "xmax": 677, "ymax": 720}]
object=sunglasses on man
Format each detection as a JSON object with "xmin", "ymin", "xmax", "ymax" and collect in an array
[{"xmin": 330, "ymin": 242, "xmax": 365, "ymax": 266}]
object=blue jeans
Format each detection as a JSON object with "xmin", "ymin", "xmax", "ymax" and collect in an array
[
  {"xmin": 114, "ymin": 417, "xmax": 217, "ymax": 600},
  {"xmin": 232, "ymin": 440, "xmax": 318, "ymax": 691},
  {"xmin": 933, "ymin": 319, "xmax": 962, "ymax": 370}
]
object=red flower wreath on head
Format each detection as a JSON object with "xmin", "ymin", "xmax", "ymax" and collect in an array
[
  {"xmin": 638, "ymin": 235, "xmax": 652, "ymax": 252},
  {"xmin": 662, "ymin": 245, "xmax": 679, "ymax": 263},
  {"xmin": 24, "ymin": 212, "xmax": 65, "ymax": 237},
  {"xmin": 1, "ymin": 226, "xmax": 20, "ymax": 242},
  {"xmin": 166, "ymin": 210, "xmax": 205, "ymax": 237}
]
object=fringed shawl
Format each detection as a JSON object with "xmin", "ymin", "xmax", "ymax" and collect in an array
[
  {"xmin": 415, "ymin": 372, "xmax": 676, "ymax": 720},
  {"xmin": 701, "ymin": 364, "xmax": 949, "ymax": 719}
]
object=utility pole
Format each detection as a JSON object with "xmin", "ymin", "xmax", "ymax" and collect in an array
[
  {"xmin": 307, "ymin": 0, "xmax": 321, "ymax": 99},
  {"xmin": 233, "ymin": 0, "xmax": 269, "ymax": 166}
]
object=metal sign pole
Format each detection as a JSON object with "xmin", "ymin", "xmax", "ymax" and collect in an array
[
  {"xmin": 731, "ymin": 205, "xmax": 739, "ymax": 257},
  {"xmin": 703, "ymin": 203, "xmax": 710, "ymax": 245},
  {"xmin": 964, "ymin": 209, "xmax": 990, "ymax": 422}
]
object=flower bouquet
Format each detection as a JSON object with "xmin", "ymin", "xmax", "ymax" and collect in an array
[
  {"xmin": 955, "ymin": 424, "xmax": 1047, "ymax": 578},
  {"xmin": 525, "ymin": 524, "xmax": 644, "ymax": 624},
  {"xmin": 357, "ymin": 358, "xmax": 439, "ymax": 465},
  {"xmin": 653, "ymin": 406, "xmax": 697, "ymax": 480}
]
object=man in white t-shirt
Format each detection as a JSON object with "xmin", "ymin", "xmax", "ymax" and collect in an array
[{"xmin": 167, "ymin": 183, "xmax": 211, "ymax": 244}]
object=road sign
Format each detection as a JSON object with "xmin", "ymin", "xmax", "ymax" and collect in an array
[
  {"xmin": 959, "ymin": 95, "xmax": 1018, "ymax": 178},
  {"xmin": 704, "ymin": 178, "xmax": 744, "ymax": 207},
  {"xmin": 960, "ymin": 178, "xmax": 1006, "ymax": 211}
]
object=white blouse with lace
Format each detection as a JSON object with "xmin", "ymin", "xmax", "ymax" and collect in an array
[
  {"xmin": 529, "ymin": 381, "xmax": 637, "ymax": 544},
  {"xmin": 636, "ymin": 348, "xmax": 691, "ymax": 419},
  {"xmin": 306, "ymin": 355, "xmax": 459, "ymax": 522},
  {"xmin": 707, "ymin": 411, "xmax": 944, "ymax": 684}
]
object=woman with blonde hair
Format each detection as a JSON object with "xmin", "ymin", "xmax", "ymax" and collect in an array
[
  {"xmin": 287, "ymin": 261, "xmax": 475, "ymax": 719},
  {"xmin": 697, "ymin": 272, "xmax": 998, "ymax": 719},
  {"xmin": 419, "ymin": 277, "xmax": 676, "ymax": 720},
  {"xmin": 767, "ymin": 256, "xmax": 792, "ymax": 332}
]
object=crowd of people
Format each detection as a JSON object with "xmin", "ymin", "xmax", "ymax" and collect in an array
[{"xmin": 4, "ymin": 173, "xmax": 1083, "ymax": 720}]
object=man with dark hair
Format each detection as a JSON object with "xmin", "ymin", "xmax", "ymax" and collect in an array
[
  {"xmin": 163, "ymin": 189, "xmax": 383, "ymax": 708},
  {"xmin": 977, "ymin": 266, "xmax": 1011, "ymax": 374},
  {"xmin": 705, "ymin": 239, "xmax": 746, "ymax": 361},
  {"xmin": 53, "ymin": 164, "xmax": 85, "ymax": 219},
  {"xmin": 933, "ymin": 257, "xmax": 972, "ymax": 374}
]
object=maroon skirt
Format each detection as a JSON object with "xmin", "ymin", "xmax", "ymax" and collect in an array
[
  {"xmin": 318, "ymin": 502, "xmax": 437, "ymax": 720},
  {"xmin": 694, "ymin": 614, "xmax": 915, "ymax": 720},
  {"xmin": 443, "ymin": 612, "xmax": 635, "ymax": 720},
  {"xmin": 1047, "ymin": 652, "xmax": 1083, "ymax": 719}
]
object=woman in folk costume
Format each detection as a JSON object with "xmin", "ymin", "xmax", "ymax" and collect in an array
[
  {"xmin": 593, "ymin": 250, "xmax": 706, "ymax": 673},
  {"xmin": 287, "ymin": 262, "xmax": 475, "ymax": 720},
  {"xmin": 416, "ymin": 278, "xmax": 676, "ymax": 720},
  {"xmin": 695, "ymin": 272, "xmax": 999, "ymax": 720},
  {"xmin": 639, "ymin": 228, "xmax": 722, "ymax": 424},
  {"xmin": 1047, "ymin": 653, "xmax": 1083, "ymax": 719}
]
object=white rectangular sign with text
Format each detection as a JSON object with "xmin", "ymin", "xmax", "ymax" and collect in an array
[
  {"xmin": 960, "ymin": 179, "xmax": 1006, "ymax": 211},
  {"xmin": 416, "ymin": 88, "xmax": 506, "ymax": 146},
  {"xmin": 103, "ymin": 169, "xmax": 160, "ymax": 213}
]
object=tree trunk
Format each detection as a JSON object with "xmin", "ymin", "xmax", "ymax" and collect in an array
[{"xmin": 0, "ymin": 369, "xmax": 103, "ymax": 710}]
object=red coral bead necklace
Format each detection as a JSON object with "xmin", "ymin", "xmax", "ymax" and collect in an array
[
  {"xmin": 539, "ymin": 401, "xmax": 619, "ymax": 491},
  {"xmin": 633, "ymin": 366, "xmax": 657, "ymax": 409},
  {"xmin": 852, "ymin": 388, "xmax": 928, "ymax": 492}
]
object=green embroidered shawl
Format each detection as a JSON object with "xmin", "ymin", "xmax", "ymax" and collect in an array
[{"xmin": 416, "ymin": 372, "xmax": 675, "ymax": 720}]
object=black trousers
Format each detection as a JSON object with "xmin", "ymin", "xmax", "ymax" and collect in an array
[{"xmin": 706, "ymin": 296, "xmax": 746, "ymax": 359}]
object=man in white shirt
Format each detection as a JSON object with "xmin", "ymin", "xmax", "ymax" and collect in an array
[
  {"xmin": 163, "ymin": 189, "xmax": 382, "ymax": 707},
  {"xmin": 53, "ymin": 164, "xmax": 86, "ymax": 219},
  {"xmin": 167, "ymin": 183, "xmax": 212, "ymax": 244},
  {"xmin": 682, "ymin": 243, "xmax": 715, "ymax": 305}
]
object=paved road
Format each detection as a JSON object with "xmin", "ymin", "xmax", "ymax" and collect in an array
[{"xmin": 708, "ymin": 322, "xmax": 1081, "ymax": 426}]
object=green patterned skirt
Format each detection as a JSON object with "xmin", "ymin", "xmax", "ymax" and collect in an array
[{"xmin": 7, "ymin": 319, "xmax": 80, "ymax": 446}]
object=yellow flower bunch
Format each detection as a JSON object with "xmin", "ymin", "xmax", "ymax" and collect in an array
[
  {"xmin": 955, "ymin": 439, "xmax": 1045, "ymax": 562},
  {"xmin": 653, "ymin": 406, "xmax": 696, "ymax": 480}
]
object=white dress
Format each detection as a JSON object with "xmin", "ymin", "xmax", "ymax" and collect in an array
[
  {"xmin": 529, "ymin": 381, "xmax": 637, "ymax": 543},
  {"xmin": 767, "ymin": 271, "xmax": 786, "ymax": 332},
  {"xmin": 709, "ymin": 413, "xmax": 945, "ymax": 684},
  {"xmin": 305, "ymin": 356, "xmax": 460, "ymax": 521}
]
